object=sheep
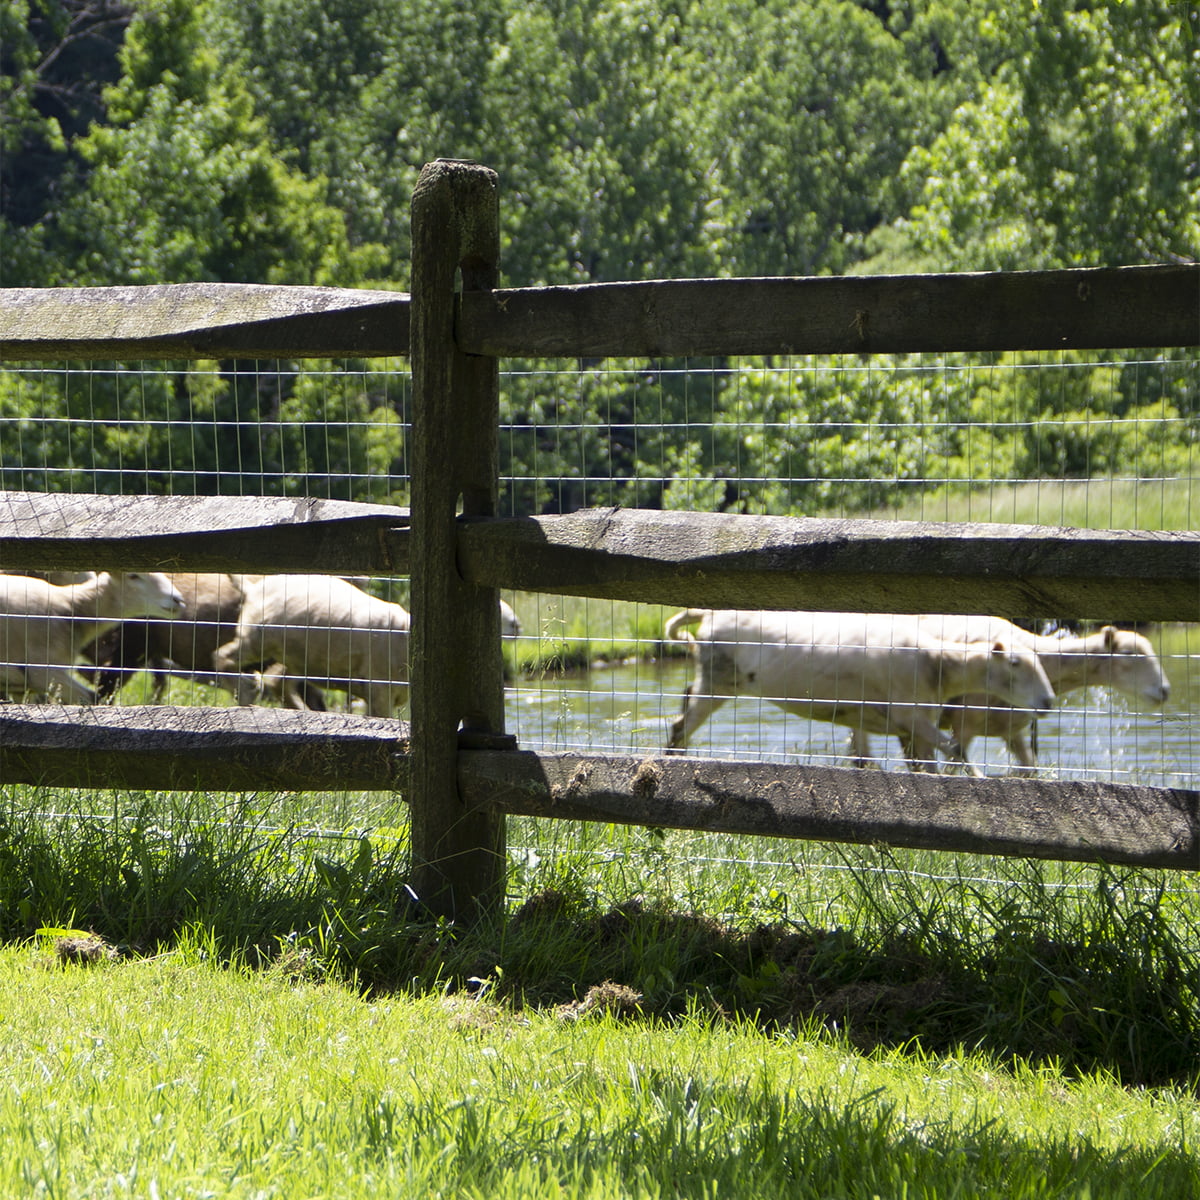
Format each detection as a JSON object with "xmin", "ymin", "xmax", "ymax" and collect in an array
[
  {"xmin": 663, "ymin": 608, "xmax": 1056, "ymax": 773},
  {"xmin": 0, "ymin": 571, "xmax": 186, "ymax": 703},
  {"xmin": 500, "ymin": 598, "xmax": 521, "ymax": 638},
  {"xmin": 847, "ymin": 615, "xmax": 1170, "ymax": 775},
  {"xmin": 213, "ymin": 578, "xmax": 522, "ymax": 718},
  {"xmin": 0, "ymin": 569, "xmax": 96, "ymax": 585},
  {"xmin": 213, "ymin": 574, "xmax": 412, "ymax": 718},
  {"xmin": 80, "ymin": 572, "xmax": 267, "ymax": 706}
]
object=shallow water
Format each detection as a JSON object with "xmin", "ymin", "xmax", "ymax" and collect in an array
[{"xmin": 505, "ymin": 642, "xmax": 1200, "ymax": 790}]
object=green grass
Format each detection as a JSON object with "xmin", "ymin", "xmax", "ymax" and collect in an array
[
  {"xmin": 874, "ymin": 476, "xmax": 1200, "ymax": 531},
  {"xmin": 2, "ymin": 781, "xmax": 1200, "ymax": 1195},
  {"xmin": 3, "ymin": 938, "xmax": 1198, "ymax": 1198},
  {"xmin": 507, "ymin": 595, "xmax": 683, "ymax": 676}
]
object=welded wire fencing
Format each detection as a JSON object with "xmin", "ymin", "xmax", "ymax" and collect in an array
[
  {"xmin": 4, "ymin": 350, "xmax": 1195, "ymax": 789},
  {"xmin": 2, "ymin": 183, "xmax": 1199, "ymax": 918}
]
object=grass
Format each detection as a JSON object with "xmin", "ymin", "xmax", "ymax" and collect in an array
[
  {"xmin": 874, "ymin": 476, "xmax": 1200, "ymax": 531},
  {"xmin": 1, "ymin": 780, "xmax": 1199, "ymax": 1195},
  {"xmin": 4, "ymin": 940, "xmax": 1198, "ymax": 1198},
  {"xmin": 508, "ymin": 594, "xmax": 683, "ymax": 676}
]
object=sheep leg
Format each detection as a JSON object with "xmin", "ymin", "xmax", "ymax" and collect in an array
[
  {"xmin": 258, "ymin": 663, "xmax": 329, "ymax": 711},
  {"xmin": 211, "ymin": 640, "xmax": 264, "ymax": 706},
  {"xmin": 293, "ymin": 679, "xmax": 328, "ymax": 712},
  {"xmin": 666, "ymin": 680, "xmax": 728, "ymax": 752},
  {"xmin": 23, "ymin": 665, "xmax": 97, "ymax": 704},
  {"xmin": 364, "ymin": 683, "xmax": 401, "ymax": 719},
  {"xmin": 1005, "ymin": 728, "xmax": 1039, "ymax": 778},
  {"xmin": 845, "ymin": 727, "xmax": 877, "ymax": 768},
  {"xmin": 895, "ymin": 710, "xmax": 975, "ymax": 775}
]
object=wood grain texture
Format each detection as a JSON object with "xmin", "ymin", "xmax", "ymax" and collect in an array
[
  {"xmin": 457, "ymin": 508, "xmax": 1200, "ymax": 622},
  {"xmin": 458, "ymin": 265, "xmax": 1200, "ymax": 358},
  {"xmin": 460, "ymin": 751, "xmax": 1200, "ymax": 870},
  {"xmin": 0, "ymin": 284, "xmax": 410, "ymax": 360},
  {"xmin": 408, "ymin": 159, "xmax": 506, "ymax": 919},
  {"xmin": 0, "ymin": 491, "xmax": 410, "ymax": 575},
  {"xmin": 5, "ymin": 706, "xmax": 1191, "ymax": 872},
  {"xmin": 0, "ymin": 704, "xmax": 409, "ymax": 791},
  {"xmin": 5, "ymin": 266, "xmax": 1192, "ymax": 364}
]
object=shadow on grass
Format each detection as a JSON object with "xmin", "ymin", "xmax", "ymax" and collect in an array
[
  {"xmin": 2, "ymin": 788, "xmax": 1198, "ymax": 1089},
  {"xmin": 486, "ymin": 889, "xmax": 1200, "ymax": 1090}
]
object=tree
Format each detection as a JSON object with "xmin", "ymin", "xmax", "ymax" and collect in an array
[
  {"xmin": 863, "ymin": 1, "xmax": 1199, "ymax": 271},
  {"xmin": 482, "ymin": 0, "xmax": 721, "ymax": 284},
  {"xmin": 699, "ymin": 0, "xmax": 940, "ymax": 278},
  {"xmin": 211, "ymin": 0, "xmax": 503, "ymax": 284},
  {"xmin": 42, "ymin": 0, "xmax": 381, "ymax": 285},
  {"xmin": 0, "ymin": 0, "xmax": 133, "ymax": 285}
]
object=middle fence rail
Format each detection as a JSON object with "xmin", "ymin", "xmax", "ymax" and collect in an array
[{"xmin": 1, "ymin": 160, "xmax": 1199, "ymax": 917}]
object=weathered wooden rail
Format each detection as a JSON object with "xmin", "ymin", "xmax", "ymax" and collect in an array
[
  {"xmin": 6, "ymin": 494, "xmax": 1197, "ymax": 621},
  {"xmin": 2, "ymin": 159, "xmax": 1199, "ymax": 918},
  {"xmin": 4, "ymin": 264, "xmax": 1195, "ymax": 361}
]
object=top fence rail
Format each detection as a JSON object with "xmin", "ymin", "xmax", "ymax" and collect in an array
[{"xmin": 1, "ymin": 264, "xmax": 1197, "ymax": 361}]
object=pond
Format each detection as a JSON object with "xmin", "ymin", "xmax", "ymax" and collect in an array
[{"xmin": 504, "ymin": 629, "xmax": 1200, "ymax": 791}]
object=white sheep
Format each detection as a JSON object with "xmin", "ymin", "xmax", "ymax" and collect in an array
[
  {"xmin": 213, "ymin": 574, "xmax": 411, "ymax": 718},
  {"xmin": 80, "ymin": 572, "xmax": 262, "ymax": 705},
  {"xmin": 499, "ymin": 598, "xmax": 521, "ymax": 638},
  {"xmin": 663, "ymin": 608, "xmax": 1057, "ymax": 772},
  {"xmin": 0, "ymin": 571, "xmax": 186, "ymax": 703},
  {"xmin": 214, "ymin": 577, "xmax": 522, "ymax": 718},
  {"xmin": 848, "ymin": 615, "xmax": 1170, "ymax": 775}
]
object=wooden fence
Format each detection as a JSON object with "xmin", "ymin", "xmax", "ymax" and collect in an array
[{"xmin": 2, "ymin": 159, "xmax": 1199, "ymax": 920}]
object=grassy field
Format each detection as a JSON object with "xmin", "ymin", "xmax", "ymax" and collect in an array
[
  {"xmin": 2, "ymin": 473, "xmax": 1195, "ymax": 1195},
  {"xmin": 872, "ymin": 476, "xmax": 1200, "ymax": 531},
  {"xmin": 2, "ymin": 779, "xmax": 1199, "ymax": 1197}
]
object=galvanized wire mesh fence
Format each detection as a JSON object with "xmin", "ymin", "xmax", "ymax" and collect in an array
[{"xmin": 1, "ymin": 351, "xmax": 1197, "ymax": 789}]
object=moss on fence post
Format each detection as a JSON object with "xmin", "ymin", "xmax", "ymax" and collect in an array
[{"xmin": 408, "ymin": 159, "xmax": 506, "ymax": 922}]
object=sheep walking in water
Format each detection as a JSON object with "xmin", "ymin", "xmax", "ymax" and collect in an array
[
  {"xmin": 0, "ymin": 571, "xmax": 186, "ymax": 703},
  {"xmin": 663, "ymin": 608, "xmax": 1057, "ymax": 774},
  {"xmin": 847, "ymin": 615, "xmax": 1171, "ymax": 775}
]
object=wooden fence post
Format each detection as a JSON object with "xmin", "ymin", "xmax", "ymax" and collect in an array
[{"xmin": 408, "ymin": 159, "xmax": 506, "ymax": 921}]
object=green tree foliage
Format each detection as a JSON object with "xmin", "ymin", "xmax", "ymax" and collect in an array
[
  {"xmin": 45, "ymin": 0, "xmax": 381, "ymax": 285},
  {"xmin": 864, "ymin": 1, "xmax": 1200, "ymax": 271},
  {"xmin": 0, "ymin": 0, "xmax": 133, "ymax": 284},
  {"xmin": 483, "ymin": 0, "xmax": 720, "ymax": 283},
  {"xmin": 0, "ymin": 0, "xmax": 1195, "ymax": 511},
  {"xmin": 211, "ymin": 0, "xmax": 501, "ymax": 282},
  {"xmin": 698, "ymin": 0, "xmax": 938, "ymax": 277}
]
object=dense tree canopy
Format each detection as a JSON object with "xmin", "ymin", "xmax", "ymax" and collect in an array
[{"xmin": 0, "ymin": 0, "xmax": 1196, "ymax": 512}]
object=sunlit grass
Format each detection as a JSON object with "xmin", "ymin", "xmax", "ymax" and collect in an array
[
  {"xmin": 4, "ymin": 940, "xmax": 1197, "ymax": 1198},
  {"xmin": 3, "ymin": 778, "xmax": 1200, "ymax": 1195},
  {"xmin": 507, "ymin": 595, "xmax": 682, "ymax": 675},
  {"xmin": 878, "ymin": 475, "xmax": 1200, "ymax": 530}
]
